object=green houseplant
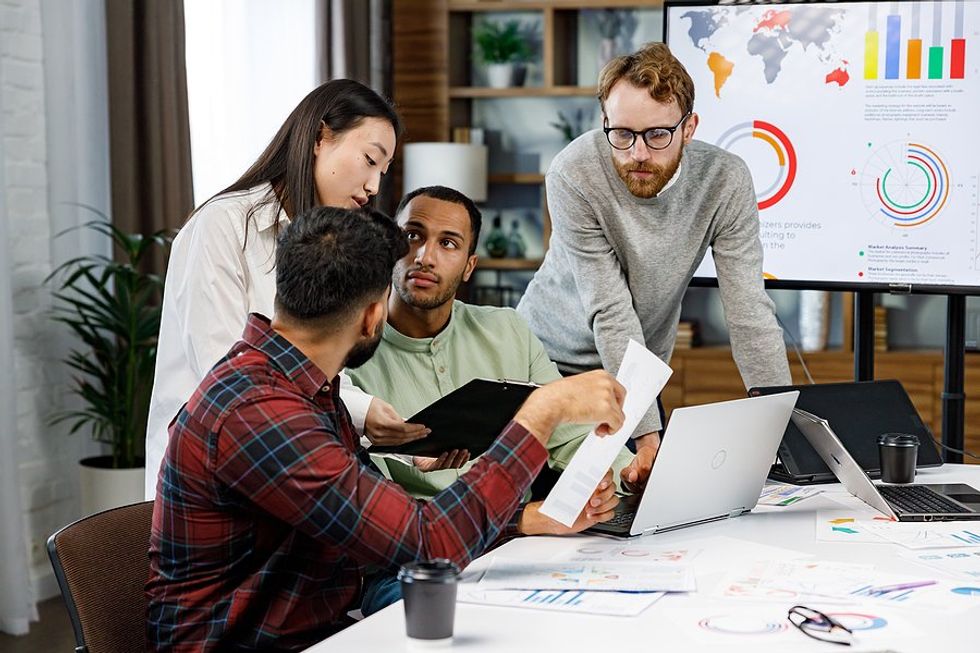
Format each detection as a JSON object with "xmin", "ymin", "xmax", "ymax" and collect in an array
[
  {"xmin": 47, "ymin": 215, "xmax": 173, "ymax": 512},
  {"xmin": 474, "ymin": 19, "xmax": 532, "ymax": 88}
]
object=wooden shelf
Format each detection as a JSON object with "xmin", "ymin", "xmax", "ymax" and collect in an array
[
  {"xmin": 450, "ymin": 1, "xmax": 660, "ymax": 11},
  {"xmin": 476, "ymin": 258, "xmax": 543, "ymax": 270},
  {"xmin": 488, "ymin": 172, "xmax": 545, "ymax": 184},
  {"xmin": 450, "ymin": 85, "xmax": 597, "ymax": 98}
]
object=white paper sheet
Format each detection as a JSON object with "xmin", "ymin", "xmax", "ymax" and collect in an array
[
  {"xmin": 457, "ymin": 587, "xmax": 665, "ymax": 617},
  {"xmin": 758, "ymin": 483, "xmax": 823, "ymax": 506},
  {"xmin": 539, "ymin": 339, "xmax": 672, "ymax": 527},
  {"xmin": 901, "ymin": 549, "xmax": 980, "ymax": 580},
  {"xmin": 548, "ymin": 541, "xmax": 699, "ymax": 565},
  {"xmin": 815, "ymin": 509, "xmax": 893, "ymax": 543},
  {"xmin": 866, "ymin": 523, "xmax": 980, "ymax": 550},
  {"xmin": 713, "ymin": 559, "xmax": 873, "ymax": 604},
  {"xmin": 477, "ymin": 557, "xmax": 696, "ymax": 593}
]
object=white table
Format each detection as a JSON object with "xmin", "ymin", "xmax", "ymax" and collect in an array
[{"xmin": 307, "ymin": 464, "xmax": 980, "ymax": 652}]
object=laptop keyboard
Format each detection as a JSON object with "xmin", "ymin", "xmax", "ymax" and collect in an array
[
  {"xmin": 606, "ymin": 508, "xmax": 637, "ymax": 528},
  {"xmin": 878, "ymin": 484, "xmax": 966, "ymax": 514}
]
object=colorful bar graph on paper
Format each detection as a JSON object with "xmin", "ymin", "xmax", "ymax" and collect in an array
[
  {"xmin": 886, "ymin": 15, "xmax": 901, "ymax": 79},
  {"xmin": 929, "ymin": 46, "xmax": 944, "ymax": 79},
  {"xmin": 951, "ymin": 39, "xmax": 966, "ymax": 79},
  {"xmin": 907, "ymin": 39, "xmax": 923, "ymax": 79},
  {"xmin": 865, "ymin": 31, "xmax": 880, "ymax": 79}
]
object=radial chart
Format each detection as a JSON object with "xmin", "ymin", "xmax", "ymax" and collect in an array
[
  {"xmin": 716, "ymin": 120, "xmax": 797, "ymax": 210},
  {"xmin": 861, "ymin": 141, "xmax": 951, "ymax": 228}
]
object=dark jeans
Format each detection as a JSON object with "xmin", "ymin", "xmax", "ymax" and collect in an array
[{"xmin": 361, "ymin": 573, "xmax": 402, "ymax": 616}]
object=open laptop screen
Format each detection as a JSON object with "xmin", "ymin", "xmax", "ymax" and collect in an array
[{"xmin": 749, "ymin": 380, "xmax": 942, "ymax": 483}]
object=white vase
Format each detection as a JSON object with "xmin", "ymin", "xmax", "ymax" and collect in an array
[
  {"xmin": 79, "ymin": 456, "xmax": 145, "ymax": 516},
  {"xmin": 486, "ymin": 63, "xmax": 515, "ymax": 88},
  {"xmin": 798, "ymin": 290, "xmax": 830, "ymax": 352}
]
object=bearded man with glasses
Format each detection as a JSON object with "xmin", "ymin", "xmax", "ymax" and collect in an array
[{"xmin": 518, "ymin": 43, "xmax": 791, "ymax": 472}]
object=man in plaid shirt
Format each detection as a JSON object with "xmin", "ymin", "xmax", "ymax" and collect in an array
[{"xmin": 146, "ymin": 206, "xmax": 626, "ymax": 652}]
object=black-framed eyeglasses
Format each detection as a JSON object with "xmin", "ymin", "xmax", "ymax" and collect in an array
[
  {"xmin": 603, "ymin": 112, "xmax": 692, "ymax": 151},
  {"xmin": 788, "ymin": 605, "xmax": 853, "ymax": 646}
]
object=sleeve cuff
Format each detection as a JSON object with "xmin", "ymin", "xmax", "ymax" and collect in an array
[{"xmin": 339, "ymin": 374, "xmax": 374, "ymax": 434}]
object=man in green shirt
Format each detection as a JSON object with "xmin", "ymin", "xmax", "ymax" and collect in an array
[{"xmin": 348, "ymin": 186, "xmax": 649, "ymax": 519}]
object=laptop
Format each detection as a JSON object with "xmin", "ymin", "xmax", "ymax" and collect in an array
[
  {"xmin": 749, "ymin": 381, "xmax": 943, "ymax": 485},
  {"xmin": 588, "ymin": 391, "xmax": 799, "ymax": 538},
  {"xmin": 791, "ymin": 408, "xmax": 980, "ymax": 521}
]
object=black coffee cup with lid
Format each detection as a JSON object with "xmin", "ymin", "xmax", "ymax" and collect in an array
[
  {"xmin": 878, "ymin": 432, "xmax": 919, "ymax": 484},
  {"xmin": 398, "ymin": 559, "xmax": 460, "ymax": 644}
]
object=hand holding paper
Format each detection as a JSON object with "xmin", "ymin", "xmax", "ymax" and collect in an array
[
  {"xmin": 513, "ymin": 369, "xmax": 627, "ymax": 444},
  {"xmin": 539, "ymin": 340, "xmax": 673, "ymax": 527}
]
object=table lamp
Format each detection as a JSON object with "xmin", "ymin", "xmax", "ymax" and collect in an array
[{"xmin": 402, "ymin": 142, "xmax": 488, "ymax": 202}]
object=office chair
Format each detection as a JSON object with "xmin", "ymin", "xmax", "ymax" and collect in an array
[{"xmin": 47, "ymin": 500, "xmax": 153, "ymax": 653}]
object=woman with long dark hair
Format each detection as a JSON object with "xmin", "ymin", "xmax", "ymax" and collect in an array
[{"xmin": 145, "ymin": 79, "xmax": 427, "ymax": 498}]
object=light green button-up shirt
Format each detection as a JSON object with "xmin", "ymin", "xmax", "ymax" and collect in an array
[{"xmin": 348, "ymin": 300, "xmax": 635, "ymax": 499}]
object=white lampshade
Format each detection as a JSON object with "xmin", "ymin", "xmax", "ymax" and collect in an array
[{"xmin": 402, "ymin": 142, "xmax": 488, "ymax": 202}]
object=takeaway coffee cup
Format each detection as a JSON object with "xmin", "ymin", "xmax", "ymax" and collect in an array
[
  {"xmin": 398, "ymin": 559, "xmax": 460, "ymax": 645},
  {"xmin": 878, "ymin": 433, "xmax": 919, "ymax": 484}
]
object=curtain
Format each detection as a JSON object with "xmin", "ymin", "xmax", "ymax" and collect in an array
[
  {"xmin": 105, "ymin": 0, "xmax": 194, "ymax": 275},
  {"xmin": 317, "ymin": 0, "xmax": 397, "ymax": 212},
  {"xmin": 0, "ymin": 159, "xmax": 35, "ymax": 636}
]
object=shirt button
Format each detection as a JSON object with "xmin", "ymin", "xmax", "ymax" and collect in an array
[
  {"xmin": 439, "ymin": 366, "xmax": 445, "ymax": 374},
  {"xmin": 321, "ymin": 385, "xmax": 330, "ymax": 393}
]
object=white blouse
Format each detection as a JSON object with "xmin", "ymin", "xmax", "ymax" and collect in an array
[{"xmin": 144, "ymin": 183, "xmax": 374, "ymax": 499}]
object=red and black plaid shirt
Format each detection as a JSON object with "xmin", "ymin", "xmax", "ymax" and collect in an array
[{"xmin": 146, "ymin": 314, "xmax": 545, "ymax": 652}]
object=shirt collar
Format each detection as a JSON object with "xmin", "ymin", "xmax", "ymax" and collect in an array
[
  {"xmin": 242, "ymin": 313, "xmax": 331, "ymax": 398},
  {"xmin": 251, "ymin": 184, "xmax": 290, "ymax": 233},
  {"xmin": 657, "ymin": 161, "xmax": 683, "ymax": 196},
  {"xmin": 381, "ymin": 301, "xmax": 459, "ymax": 353}
]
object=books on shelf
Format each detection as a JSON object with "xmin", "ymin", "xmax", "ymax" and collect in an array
[
  {"xmin": 875, "ymin": 306, "xmax": 888, "ymax": 352},
  {"xmin": 675, "ymin": 320, "xmax": 700, "ymax": 349},
  {"xmin": 452, "ymin": 127, "xmax": 485, "ymax": 145}
]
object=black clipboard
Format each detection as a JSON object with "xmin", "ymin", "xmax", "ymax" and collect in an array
[{"xmin": 369, "ymin": 378, "xmax": 539, "ymax": 458}]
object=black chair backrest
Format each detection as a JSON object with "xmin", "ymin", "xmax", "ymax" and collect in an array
[{"xmin": 47, "ymin": 501, "xmax": 153, "ymax": 653}]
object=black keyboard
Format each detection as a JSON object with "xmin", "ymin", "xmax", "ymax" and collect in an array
[
  {"xmin": 879, "ymin": 484, "xmax": 966, "ymax": 514},
  {"xmin": 606, "ymin": 508, "xmax": 636, "ymax": 528}
]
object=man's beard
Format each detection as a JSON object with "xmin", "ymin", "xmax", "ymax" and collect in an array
[
  {"xmin": 395, "ymin": 266, "xmax": 465, "ymax": 310},
  {"xmin": 613, "ymin": 146, "xmax": 683, "ymax": 199},
  {"xmin": 344, "ymin": 320, "xmax": 383, "ymax": 369}
]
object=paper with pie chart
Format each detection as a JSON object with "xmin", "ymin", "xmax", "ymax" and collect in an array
[
  {"xmin": 477, "ymin": 557, "xmax": 696, "ymax": 593},
  {"xmin": 667, "ymin": 1, "xmax": 980, "ymax": 288}
]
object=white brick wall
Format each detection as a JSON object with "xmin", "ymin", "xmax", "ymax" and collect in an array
[{"xmin": 1, "ymin": 0, "xmax": 91, "ymax": 601}]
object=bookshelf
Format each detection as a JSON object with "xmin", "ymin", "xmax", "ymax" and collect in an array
[{"xmin": 394, "ymin": 0, "xmax": 664, "ymax": 296}]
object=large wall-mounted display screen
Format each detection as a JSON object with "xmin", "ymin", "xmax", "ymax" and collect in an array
[{"xmin": 665, "ymin": 0, "xmax": 980, "ymax": 293}]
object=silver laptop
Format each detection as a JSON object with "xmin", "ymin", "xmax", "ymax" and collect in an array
[
  {"xmin": 791, "ymin": 408, "xmax": 980, "ymax": 521},
  {"xmin": 589, "ymin": 391, "xmax": 800, "ymax": 538}
]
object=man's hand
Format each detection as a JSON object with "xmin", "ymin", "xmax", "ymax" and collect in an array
[
  {"xmin": 515, "ymin": 370, "xmax": 626, "ymax": 446},
  {"xmin": 518, "ymin": 470, "xmax": 619, "ymax": 535},
  {"xmin": 413, "ymin": 449, "xmax": 470, "ymax": 472},
  {"xmin": 621, "ymin": 432, "xmax": 660, "ymax": 493},
  {"xmin": 364, "ymin": 397, "xmax": 429, "ymax": 446}
]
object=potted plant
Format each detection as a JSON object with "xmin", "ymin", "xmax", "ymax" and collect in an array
[
  {"xmin": 47, "ymin": 216, "xmax": 173, "ymax": 515},
  {"xmin": 474, "ymin": 19, "xmax": 532, "ymax": 88}
]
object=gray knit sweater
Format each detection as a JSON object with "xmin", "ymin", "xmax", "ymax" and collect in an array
[{"xmin": 516, "ymin": 130, "xmax": 791, "ymax": 435}]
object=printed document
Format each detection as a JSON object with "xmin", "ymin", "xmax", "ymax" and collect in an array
[{"xmin": 539, "ymin": 339, "xmax": 672, "ymax": 527}]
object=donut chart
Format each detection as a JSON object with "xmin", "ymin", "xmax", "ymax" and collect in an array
[
  {"xmin": 716, "ymin": 120, "xmax": 797, "ymax": 210},
  {"xmin": 862, "ymin": 141, "xmax": 951, "ymax": 228}
]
